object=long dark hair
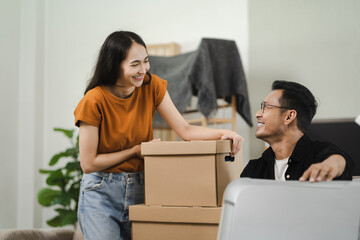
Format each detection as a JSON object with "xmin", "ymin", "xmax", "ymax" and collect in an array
[{"xmin": 84, "ymin": 31, "xmax": 151, "ymax": 94}]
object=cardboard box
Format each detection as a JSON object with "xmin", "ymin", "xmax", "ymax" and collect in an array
[
  {"xmin": 130, "ymin": 204, "xmax": 222, "ymax": 240},
  {"xmin": 142, "ymin": 140, "xmax": 242, "ymax": 207}
]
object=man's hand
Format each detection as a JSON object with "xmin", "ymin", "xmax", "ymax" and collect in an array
[{"xmin": 299, "ymin": 154, "xmax": 346, "ymax": 182}]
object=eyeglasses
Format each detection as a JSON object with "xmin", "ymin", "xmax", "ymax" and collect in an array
[{"xmin": 260, "ymin": 101, "xmax": 291, "ymax": 113}]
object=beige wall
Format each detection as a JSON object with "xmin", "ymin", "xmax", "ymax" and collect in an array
[{"xmin": 247, "ymin": 0, "xmax": 360, "ymax": 159}]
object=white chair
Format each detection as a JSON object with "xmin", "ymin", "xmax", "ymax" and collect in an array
[{"xmin": 218, "ymin": 178, "xmax": 360, "ymax": 240}]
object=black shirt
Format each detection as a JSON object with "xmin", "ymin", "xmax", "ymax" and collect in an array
[{"xmin": 241, "ymin": 134, "xmax": 353, "ymax": 180}]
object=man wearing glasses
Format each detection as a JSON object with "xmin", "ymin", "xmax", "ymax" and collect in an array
[{"xmin": 241, "ymin": 80, "xmax": 353, "ymax": 181}]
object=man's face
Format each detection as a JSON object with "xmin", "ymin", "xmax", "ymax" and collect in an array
[{"xmin": 255, "ymin": 90, "xmax": 287, "ymax": 143}]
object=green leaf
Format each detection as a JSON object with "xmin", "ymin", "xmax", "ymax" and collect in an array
[
  {"xmin": 39, "ymin": 169, "xmax": 56, "ymax": 174},
  {"xmin": 38, "ymin": 188, "xmax": 61, "ymax": 207},
  {"xmin": 53, "ymin": 192, "xmax": 72, "ymax": 206},
  {"xmin": 49, "ymin": 152, "xmax": 66, "ymax": 166},
  {"xmin": 54, "ymin": 128, "xmax": 74, "ymax": 139},
  {"xmin": 55, "ymin": 208, "xmax": 78, "ymax": 226},
  {"xmin": 46, "ymin": 170, "xmax": 65, "ymax": 187},
  {"xmin": 68, "ymin": 184, "xmax": 81, "ymax": 201},
  {"xmin": 70, "ymin": 179, "xmax": 82, "ymax": 189},
  {"xmin": 47, "ymin": 209, "xmax": 78, "ymax": 227},
  {"xmin": 46, "ymin": 215, "xmax": 62, "ymax": 227},
  {"xmin": 49, "ymin": 148, "xmax": 76, "ymax": 166},
  {"xmin": 65, "ymin": 161, "xmax": 81, "ymax": 172}
]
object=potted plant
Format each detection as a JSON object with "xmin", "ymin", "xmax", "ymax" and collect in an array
[{"xmin": 38, "ymin": 128, "xmax": 83, "ymax": 228}]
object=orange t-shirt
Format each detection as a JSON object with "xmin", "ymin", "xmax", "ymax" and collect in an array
[{"xmin": 74, "ymin": 74, "xmax": 167, "ymax": 172}]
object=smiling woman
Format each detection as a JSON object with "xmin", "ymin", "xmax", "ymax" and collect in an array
[
  {"xmin": 73, "ymin": 31, "xmax": 244, "ymax": 240},
  {"xmin": 114, "ymin": 42, "xmax": 150, "ymax": 90}
]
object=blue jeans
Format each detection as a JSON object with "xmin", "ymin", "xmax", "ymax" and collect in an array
[{"xmin": 78, "ymin": 171, "xmax": 144, "ymax": 240}]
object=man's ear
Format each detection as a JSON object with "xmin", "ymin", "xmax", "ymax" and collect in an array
[{"xmin": 284, "ymin": 110, "xmax": 297, "ymax": 125}]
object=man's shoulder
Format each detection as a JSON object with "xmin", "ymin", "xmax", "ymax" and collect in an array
[
  {"xmin": 247, "ymin": 156, "xmax": 266, "ymax": 164},
  {"xmin": 294, "ymin": 134, "xmax": 342, "ymax": 156},
  {"xmin": 245, "ymin": 156, "xmax": 271, "ymax": 169},
  {"xmin": 298, "ymin": 134, "xmax": 336, "ymax": 147}
]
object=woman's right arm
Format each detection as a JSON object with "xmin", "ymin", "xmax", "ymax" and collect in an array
[{"xmin": 79, "ymin": 122, "xmax": 141, "ymax": 174}]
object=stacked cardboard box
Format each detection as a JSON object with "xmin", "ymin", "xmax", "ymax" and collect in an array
[{"xmin": 130, "ymin": 140, "xmax": 242, "ymax": 240}]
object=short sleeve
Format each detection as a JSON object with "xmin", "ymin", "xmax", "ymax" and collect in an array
[
  {"xmin": 74, "ymin": 90, "xmax": 102, "ymax": 128},
  {"xmin": 151, "ymin": 74, "xmax": 168, "ymax": 107}
]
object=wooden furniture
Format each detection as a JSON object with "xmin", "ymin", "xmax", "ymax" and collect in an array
[
  {"xmin": 147, "ymin": 42, "xmax": 180, "ymax": 57},
  {"xmin": 147, "ymin": 42, "xmax": 237, "ymax": 140}
]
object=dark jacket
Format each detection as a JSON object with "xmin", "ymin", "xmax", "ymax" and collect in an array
[{"xmin": 241, "ymin": 134, "xmax": 353, "ymax": 180}]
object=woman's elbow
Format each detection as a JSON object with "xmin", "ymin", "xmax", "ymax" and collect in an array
[
  {"xmin": 80, "ymin": 163, "xmax": 92, "ymax": 174},
  {"xmin": 176, "ymin": 124, "xmax": 193, "ymax": 141},
  {"xmin": 80, "ymin": 157, "xmax": 96, "ymax": 174}
]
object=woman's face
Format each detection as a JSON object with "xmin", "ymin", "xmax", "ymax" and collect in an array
[{"xmin": 117, "ymin": 42, "xmax": 150, "ymax": 88}]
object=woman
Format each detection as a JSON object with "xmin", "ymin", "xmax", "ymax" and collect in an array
[{"xmin": 74, "ymin": 31, "xmax": 244, "ymax": 240}]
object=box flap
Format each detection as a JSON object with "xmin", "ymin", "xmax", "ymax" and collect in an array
[
  {"xmin": 142, "ymin": 140, "xmax": 231, "ymax": 155},
  {"xmin": 129, "ymin": 205, "xmax": 222, "ymax": 224}
]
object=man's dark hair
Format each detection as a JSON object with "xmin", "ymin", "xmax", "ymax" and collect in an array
[{"xmin": 272, "ymin": 80, "xmax": 318, "ymax": 133}]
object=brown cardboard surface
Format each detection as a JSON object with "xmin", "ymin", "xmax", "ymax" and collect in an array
[
  {"xmin": 130, "ymin": 205, "xmax": 221, "ymax": 240},
  {"xmin": 143, "ymin": 140, "xmax": 242, "ymax": 207},
  {"xmin": 216, "ymin": 149, "xmax": 243, "ymax": 204},
  {"xmin": 145, "ymin": 155, "xmax": 217, "ymax": 206},
  {"xmin": 132, "ymin": 222, "xmax": 219, "ymax": 240},
  {"xmin": 141, "ymin": 140, "xmax": 232, "ymax": 155},
  {"xmin": 129, "ymin": 204, "xmax": 222, "ymax": 223}
]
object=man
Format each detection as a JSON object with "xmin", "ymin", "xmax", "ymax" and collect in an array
[{"xmin": 241, "ymin": 80, "xmax": 353, "ymax": 181}]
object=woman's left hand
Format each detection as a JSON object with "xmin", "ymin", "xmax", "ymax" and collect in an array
[{"xmin": 220, "ymin": 131, "xmax": 244, "ymax": 156}]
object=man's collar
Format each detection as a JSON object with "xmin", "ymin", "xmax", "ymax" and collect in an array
[
  {"xmin": 262, "ymin": 146, "xmax": 275, "ymax": 162},
  {"xmin": 289, "ymin": 134, "xmax": 312, "ymax": 162}
]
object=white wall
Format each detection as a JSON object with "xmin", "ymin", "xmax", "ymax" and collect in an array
[
  {"xmin": 18, "ymin": 0, "xmax": 46, "ymax": 228},
  {"xmin": 0, "ymin": 0, "xmax": 250, "ymax": 228},
  {"xmin": 0, "ymin": 0, "xmax": 46, "ymax": 229},
  {"xmin": 247, "ymin": 0, "xmax": 360, "ymax": 159},
  {"xmin": 0, "ymin": 0, "xmax": 20, "ymax": 229}
]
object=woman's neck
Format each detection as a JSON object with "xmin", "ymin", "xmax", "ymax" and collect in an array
[{"xmin": 106, "ymin": 85, "xmax": 135, "ymax": 99}]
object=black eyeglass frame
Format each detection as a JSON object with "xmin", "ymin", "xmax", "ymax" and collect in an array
[{"xmin": 260, "ymin": 101, "xmax": 291, "ymax": 113}]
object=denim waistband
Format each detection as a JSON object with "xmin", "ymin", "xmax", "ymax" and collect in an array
[{"xmin": 90, "ymin": 171, "xmax": 144, "ymax": 182}]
